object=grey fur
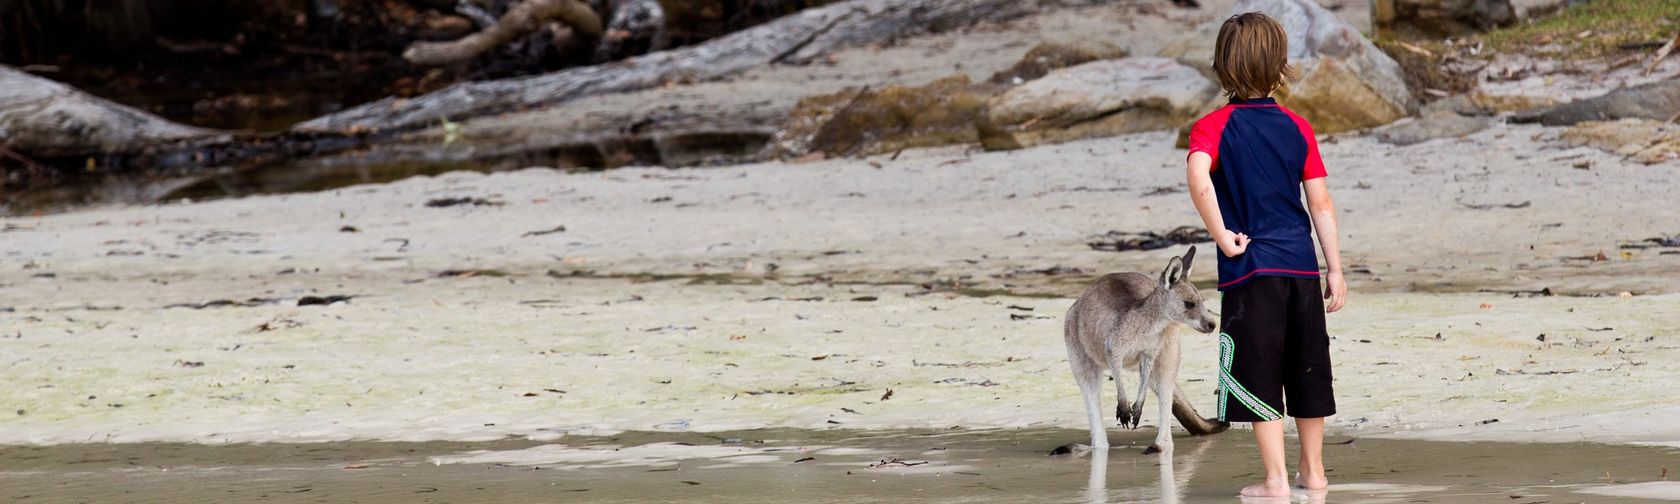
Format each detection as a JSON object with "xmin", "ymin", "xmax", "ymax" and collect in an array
[{"xmin": 1063, "ymin": 246, "xmax": 1228, "ymax": 453}]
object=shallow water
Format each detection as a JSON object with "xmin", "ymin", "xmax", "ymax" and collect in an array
[
  {"xmin": 2, "ymin": 429, "xmax": 1676, "ymax": 503},
  {"xmin": 3, "ymin": 130, "xmax": 773, "ymax": 216}
]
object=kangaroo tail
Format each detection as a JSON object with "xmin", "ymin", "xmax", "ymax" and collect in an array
[{"xmin": 1172, "ymin": 384, "xmax": 1231, "ymax": 436}]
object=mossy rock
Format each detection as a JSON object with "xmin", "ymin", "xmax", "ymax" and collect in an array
[
  {"xmin": 988, "ymin": 40, "xmax": 1130, "ymax": 85},
  {"xmin": 775, "ymin": 75, "xmax": 1003, "ymax": 158}
]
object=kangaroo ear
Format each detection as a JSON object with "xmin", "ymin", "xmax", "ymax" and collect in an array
[
  {"xmin": 1160, "ymin": 256, "xmax": 1184, "ymax": 287},
  {"xmin": 1181, "ymin": 246, "xmax": 1197, "ymax": 278}
]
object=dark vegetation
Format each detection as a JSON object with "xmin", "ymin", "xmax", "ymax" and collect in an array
[{"xmin": 0, "ymin": 0, "xmax": 834, "ymax": 131}]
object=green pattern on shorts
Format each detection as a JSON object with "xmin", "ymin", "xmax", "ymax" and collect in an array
[{"xmin": 1218, "ymin": 332, "xmax": 1282, "ymax": 421}]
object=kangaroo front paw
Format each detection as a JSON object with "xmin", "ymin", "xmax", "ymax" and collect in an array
[{"xmin": 1116, "ymin": 405, "xmax": 1136, "ymax": 429}]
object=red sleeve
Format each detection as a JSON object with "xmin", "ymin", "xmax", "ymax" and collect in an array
[
  {"xmin": 1286, "ymin": 110, "xmax": 1326, "ymax": 181},
  {"xmin": 1187, "ymin": 106, "xmax": 1233, "ymax": 172}
]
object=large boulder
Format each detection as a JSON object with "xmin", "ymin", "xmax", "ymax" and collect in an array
[
  {"xmin": 1512, "ymin": 80, "xmax": 1680, "ymax": 127},
  {"xmin": 1157, "ymin": 0, "xmax": 1416, "ymax": 134},
  {"xmin": 1375, "ymin": 94, "xmax": 1495, "ymax": 145},
  {"xmin": 978, "ymin": 57, "xmax": 1221, "ymax": 151},
  {"xmin": 1373, "ymin": 0, "xmax": 1517, "ymax": 39},
  {"xmin": 0, "ymin": 65, "xmax": 221, "ymax": 156}
]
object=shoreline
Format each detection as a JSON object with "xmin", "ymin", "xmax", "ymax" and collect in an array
[{"xmin": 4, "ymin": 429, "xmax": 1677, "ymax": 503}]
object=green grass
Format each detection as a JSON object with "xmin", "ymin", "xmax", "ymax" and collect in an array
[{"xmin": 1482, "ymin": 0, "xmax": 1680, "ymax": 59}]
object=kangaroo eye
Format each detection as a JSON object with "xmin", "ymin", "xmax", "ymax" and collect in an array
[{"xmin": 1183, "ymin": 301, "xmax": 1196, "ymax": 310}]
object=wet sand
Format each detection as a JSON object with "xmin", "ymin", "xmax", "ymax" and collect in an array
[{"xmin": 3, "ymin": 429, "xmax": 1677, "ymax": 503}]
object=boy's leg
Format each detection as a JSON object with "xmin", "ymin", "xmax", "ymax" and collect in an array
[
  {"xmin": 1284, "ymin": 277, "xmax": 1337, "ymax": 489},
  {"xmin": 1218, "ymin": 278, "xmax": 1290, "ymax": 497},
  {"xmin": 1243, "ymin": 419, "xmax": 1291, "ymax": 497},
  {"xmin": 1295, "ymin": 416, "xmax": 1327, "ymax": 490}
]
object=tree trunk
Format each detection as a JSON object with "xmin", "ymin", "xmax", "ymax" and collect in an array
[{"xmin": 298, "ymin": 0, "xmax": 1074, "ymax": 134}]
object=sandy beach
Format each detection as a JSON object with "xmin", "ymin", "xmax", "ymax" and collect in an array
[
  {"xmin": 4, "ymin": 120, "xmax": 1678, "ymax": 448},
  {"xmin": 4, "ymin": 1, "xmax": 1680, "ymax": 501}
]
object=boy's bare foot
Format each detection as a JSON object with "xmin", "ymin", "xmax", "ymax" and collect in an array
[
  {"xmin": 1294, "ymin": 472, "xmax": 1329, "ymax": 490},
  {"xmin": 1240, "ymin": 478, "xmax": 1292, "ymax": 497}
]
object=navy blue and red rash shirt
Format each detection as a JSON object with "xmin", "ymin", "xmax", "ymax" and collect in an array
[{"xmin": 1187, "ymin": 96, "xmax": 1327, "ymax": 291}]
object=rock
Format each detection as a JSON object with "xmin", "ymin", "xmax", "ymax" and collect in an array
[
  {"xmin": 774, "ymin": 41, "xmax": 1135, "ymax": 157},
  {"xmin": 1509, "ymin": 0, "xmax": 1586, "ymax": 19},
  {"xmin": 988, "ymin": 40, "xmax": 1130, "ymax": 85},
  {"xmin": 1373, "ymin": 0, "xmax": 1516, "ymax": 39},
  {"xmin": 1560, "ymin": 119, "xmax": 1680, "ymax": 165},
  {"xmin": 978, "ymin": 57, "xmax": 1220, "ymax": 151},
  {"xmin": 1467, "ymin": 92, "xmax": 1558, "ymax": 114},
  {"xmin": 1157, "ymin": 0, "xmax": 1416, "ymax": 134},
  {"xmin": 777, "ymin": 75, "xmax": 998, "ymax": 158},
  {"xmin": 1155, "ymin": 21, "xmax": 1221, "ymax": 78},
  {"xmin": 1512, "ymin": 80, "xmax": 1680, "ymax": 127},
  {"xmin": 1375, "ymin": 94, "xmax": 1496, "ymax": 145},
  {"xmin": 299, "ymin": 0, "xmax": 1077, "ymax": 134},
  {"xmin": 0, "ymin": 65, "xmax": 223, "ymax": 155}
]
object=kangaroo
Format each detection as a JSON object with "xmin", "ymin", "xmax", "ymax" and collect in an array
[{"xmin": 1063, "ymin": 246, "xmax": 1228, "ymax": 454}]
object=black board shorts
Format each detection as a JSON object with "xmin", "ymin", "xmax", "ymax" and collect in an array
[{"xmin": 1217, "ymin": 275, "xmax": 1337, "ymax": 422}]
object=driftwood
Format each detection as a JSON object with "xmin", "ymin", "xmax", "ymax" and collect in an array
[
  {"xmin": 1648, "ymin": 32, "xmax": 1680, "ymax": 76},
  {"xmin": 0, "ymin": 65, "xmax": 224, "ymax": 156},
  {"xmin": 404, "ymin": 0, "xmax": 604, "ymax": 65},
  {"xmin": 298, "ymin": 0, "xmax": 1078, "ymax": 133},
  {"xmin": 594, "ymin": 0, "xmax": 668, "ymax": 62}
]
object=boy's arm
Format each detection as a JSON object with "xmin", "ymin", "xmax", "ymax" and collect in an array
[
  {"xmin": 1186, "ymin": 152, "xmax": 1250, "ymax": 258},
  {"xmin": 1303, "ymin": 178, "xmax": 1346, "ymax": 313}
]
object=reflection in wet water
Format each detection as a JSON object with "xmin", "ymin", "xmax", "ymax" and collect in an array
[
  {"xmin": 2, "ymin": 129, "xmax": 775, "ymax": 216},
  {"xmin": 1084, "ymin": 436, "xmax": 1275, "ymax": 504},
  {"xmin": 1087, "ymin": 448, "xmax": 1110, "ymax": 504},
  {"xmin": 1, "ymin": 429, "xmax": 1678, "ymax": 503}
]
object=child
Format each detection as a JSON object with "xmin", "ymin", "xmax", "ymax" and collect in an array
[{"xmin": 1184, "ymin": 12, "xmax": 1347, "ymax": 498}]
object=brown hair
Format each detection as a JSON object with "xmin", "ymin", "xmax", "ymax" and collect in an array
[{"xmin": 1212, "ymin": 12, "xmax": 1298, "ymax": 99}]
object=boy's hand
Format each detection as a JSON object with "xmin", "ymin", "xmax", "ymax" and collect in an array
[
  {"xmin": 1323, "ymin": 270, "xmax": 1347, "ymax": 313},
  {"xmin": 1216, "ymin": 230, "xmax": 1250, "ymax": 257}
]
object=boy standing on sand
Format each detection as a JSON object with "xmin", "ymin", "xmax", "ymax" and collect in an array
[{"xmin": 1184, "ymin": 12, "xmax": 1347, "ymax": 498}]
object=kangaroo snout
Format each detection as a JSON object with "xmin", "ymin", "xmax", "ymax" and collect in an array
[{"xmin": 1194, "ymin": 318, "xmax": 1216, "ymax": 334}]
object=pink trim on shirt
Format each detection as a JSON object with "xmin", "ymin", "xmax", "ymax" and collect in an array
[{"xmin": 1217, "ymin": 268, "xmax": 1322, "ymax": 289}]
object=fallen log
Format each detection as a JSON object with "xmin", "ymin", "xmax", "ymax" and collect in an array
[
  {"xmin": 297, "ymin": 0, "xmax": 1084, "ymax": 134},
  {"xmin": 0, "ymin": 65, "xmax": 225, "ymax": 156},
  {"xmin": 404, "ymin": 0, "xmax": 604, "ymax": 66}
]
